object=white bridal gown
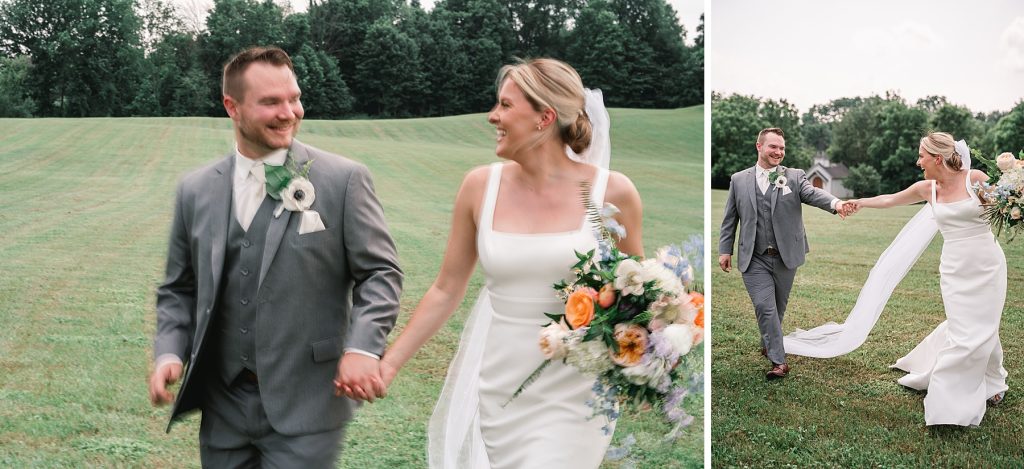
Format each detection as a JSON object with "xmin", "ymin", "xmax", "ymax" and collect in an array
[
  {"xmin": 428, "ymin": 162, "xmax": 613, "ymax": 468},
  {"xmin": 891, "ymin": 176, "xmax": 1009, "ymax": 426}
]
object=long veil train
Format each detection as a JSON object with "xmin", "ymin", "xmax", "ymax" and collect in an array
[
  {"xmin": 785, "ymin": 140, "xmax": 972, "ymax": 358},
  {"xmin": 783, "ymin": 206, "xmax": 938, "ymax": 357}
]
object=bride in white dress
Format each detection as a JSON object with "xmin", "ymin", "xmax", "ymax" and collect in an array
[
  {"xmin": 376, "ymin": 59, "xmax": 644, "ymax": 467},
  {"xmin": 785, "ymin": 132, "xmax": 1007, "ymax": 426}
]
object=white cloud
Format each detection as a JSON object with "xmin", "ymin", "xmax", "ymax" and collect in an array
[{"xmin": 1000, "ymin": 17, "xmax": 1024, "ymax": 71}]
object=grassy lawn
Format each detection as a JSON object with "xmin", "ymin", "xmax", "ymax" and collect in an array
[
  {"xmin": 0, "ymin": 107, "xmax": 703, "ymax": 468},
  {"xmin": 710, "ymin": 188, "xmax": 1024, "ymax": 467}
]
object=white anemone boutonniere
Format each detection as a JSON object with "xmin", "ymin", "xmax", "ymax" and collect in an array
[
  {"xmin": 265, "ymin": 155, "xmax": 326, "ymax": 234},
  {"xmin": 768, "ymin": 169, "xmax": 791, "ymax": 196}
]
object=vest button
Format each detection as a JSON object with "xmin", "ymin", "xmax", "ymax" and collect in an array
[
  {"xmin": 241, "ymin": 354, "xmax": 248, "ymax": 361},
  {"xmin": 241, "ymin": 268, "xmax": 249, "ymax": 276},
  {"xmin": 241, "ymin": 298, "xmax": 249, "ymax": 305},
  {"xmin": 240, "ymin": 328, "xmax": 248, "ymax": 334},
  {"xmin": 242, "ymin": 239, "xmax": 251, "ymax": 248}
]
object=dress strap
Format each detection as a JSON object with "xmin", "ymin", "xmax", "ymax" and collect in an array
[
  {"xmin": 930, "ymin": 180, "xmax": 937, "ymax": 205},
  {"xmin": 478, "ymin": 163, "xmax": 503, "ymax": 234}
]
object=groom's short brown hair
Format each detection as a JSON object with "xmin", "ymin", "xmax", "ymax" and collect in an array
[
  {"xmin": 757, "ymin": 127, "xmax": 785, "ymax": 144},
  {"xmin": 222, "ymin": 46, "xmax": 295, "ymax": 101}
]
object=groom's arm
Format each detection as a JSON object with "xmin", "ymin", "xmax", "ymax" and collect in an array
[
  {"xmin": 336, "ymin": 164, "xmax": 403, "ymax": 401},
  {"xmin": 718, "ymin": 177, "xmax": 739, "ymax": 272},
  {"xmin": 151, "ymin": 183, "xmax": 196, "ymax": 405},
  {"xmin": 795, "ymin": 169, "xmax": 841, "ymax": 214},
  {"xmin": 340, "ymin": 164, "xmax": 404, "ymax": 356}
]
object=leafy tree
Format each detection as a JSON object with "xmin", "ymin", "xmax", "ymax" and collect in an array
[
  {"xmin": 0, "ymin": 0, "xmax": 145, "ymax": 116},
  {"xmin": 0, "ymin": 55, "xmax": 36, "ymax": 117},
  {"xmin": 505, "ymin": 0, "xmax": 582, "ymax": 57},
  {"xmin": 986, "ymin": 100, "xmax": 1024, "ymax": 157},
  {"xmin": 292, "ymin": 44, "xmax": 354, "ymax": 118},
  {"xmin": 432, "ymin": 0, "xmax": 514, "ymax": 112},
  {"xmin": 564, "ymin": 0, "xmax": 630, "ymax": 99},
  {"xmin": 353, "ymin": 21, "xmax": 427, "ymax": 117},
  {"xmin": 928, "ymin": 102, "xmax": 979, "ymax": 144},
  {"xmin": 845, "ymin": 164, "xmax": 882, "ymax": 197}
]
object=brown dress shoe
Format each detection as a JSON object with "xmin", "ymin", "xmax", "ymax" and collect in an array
[{"xmin": 766, "ymin": 363, "xmax": 790, "ymax": 380}]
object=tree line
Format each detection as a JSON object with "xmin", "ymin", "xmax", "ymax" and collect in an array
[
  {"xmin": 711, "ymin": 92, "xmax": 1024, "ymax": 196},
  {"xmin": 0, "ymin": 0, "xmax": 703, "ymax": 119}
]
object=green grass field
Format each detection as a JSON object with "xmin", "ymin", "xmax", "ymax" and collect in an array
[
  {"xmin": 0, "ymin": 107, "xmax": 703, "ymax": 468},
  {"xmin": 710, "ymin": 188, "xmax": 1024, "ymax": 467}
]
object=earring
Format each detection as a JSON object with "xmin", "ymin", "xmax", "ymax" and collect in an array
[{"xmin": 536, "ymin": 125, "xmax": 542, "ymax": 131}]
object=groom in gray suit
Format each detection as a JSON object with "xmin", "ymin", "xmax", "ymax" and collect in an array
[
  {"xmin": 718, "ymin": 128, "xmax": 853, "ymax": 380},
  {"xmin": 147, "ymin": 46, "xmax": 403, "ymax": 466}
]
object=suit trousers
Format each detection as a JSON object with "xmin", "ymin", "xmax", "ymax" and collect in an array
[
  {"xmin": 741, "ymin": 251, "xmax": 797, "ymax": 365},
  {"xmin": 199, "ymin": 374, "xmax": 346, "ymax": 469}
]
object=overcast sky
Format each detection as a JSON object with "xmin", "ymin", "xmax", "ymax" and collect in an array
[{"xmin": 708, "ymin": 0, "xmax": 1024, "ymax": 114}]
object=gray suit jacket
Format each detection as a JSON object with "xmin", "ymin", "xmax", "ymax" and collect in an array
[
  {"xmin": 719, "ymin": 165, "xmax": 836, "ymax": 272},
  {"xmin": 154, "ymin": 140, "xmax": 403, "ymax": 435}
]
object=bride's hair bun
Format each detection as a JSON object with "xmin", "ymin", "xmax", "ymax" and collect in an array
[
  {"xmin": 496, "ymin": 58, "xmax": 591, "ymax": 154},
  {"xmin": 562, "ymin": 110, "xmax": 592, "ymax": 154},
  {"xmin": 921, "ymin": 131, "xmax": 962, "ymax": 171}
]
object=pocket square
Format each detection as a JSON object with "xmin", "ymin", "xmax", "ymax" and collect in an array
[{"xmin": 298, "ymin": 210, "xmax": 326, "ymax": 234}]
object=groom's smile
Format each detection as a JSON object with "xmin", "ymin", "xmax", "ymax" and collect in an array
[{"xmin": 756, "ymin": 133, "xmax": 786, "ymax": 168}]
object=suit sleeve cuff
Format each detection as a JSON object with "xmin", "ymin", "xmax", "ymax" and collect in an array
[
  {"xmin": 830, "ymin": 198, "xmax": 840, "ymax": 210},
  {"xmin": 155, "ymin": 353, "xmax": 183, "ymax": 372},
  {"xmin": 344, "ymin": 348, "xmax": 380, "ymax": 360}
]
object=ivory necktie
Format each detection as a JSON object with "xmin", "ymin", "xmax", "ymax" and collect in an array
[{"xmin": 237, "ymin": 162, "xmax": 266, "ymax": 231}]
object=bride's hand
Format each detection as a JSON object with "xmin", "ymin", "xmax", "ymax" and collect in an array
[{"xmin": 380, "ymin": 357, "xmax": 399, "ymax": 389}]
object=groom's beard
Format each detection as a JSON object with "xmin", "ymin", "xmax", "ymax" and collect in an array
[{"xmin": 238, "ymin": 116, "xmax": 301, "ymax": 154}]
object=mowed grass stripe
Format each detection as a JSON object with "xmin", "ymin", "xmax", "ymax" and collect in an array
[
  {"xmin": 710, "ymin": 188, "xmax": 1024, "ymax": 467},
  {"xmin": 0, "ymin": 108, "xmax": 702, "ymax": 468}
]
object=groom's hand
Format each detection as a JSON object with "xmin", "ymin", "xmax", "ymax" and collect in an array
[
  {"xmin": 719, "ymin": 254, "xmax": 732, "ymax": 273},
  {"xmin": 335, "ymin": 353, "xmax": 387, "ymax": 403},
  {"xmin": 148, "ymin": 362, "xmax": 182, "ymax": 406}
]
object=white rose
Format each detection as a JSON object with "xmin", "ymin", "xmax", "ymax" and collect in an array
[
  {"xmin": 640, "ymin": 259, "xmax": 683, "ymax": 293},
  {"xmin": 614, "ymin": 259, "xmax": 645, "ymax": 296},
  {"xmin": 997, "ymin": 152, "xmax": 1017, "ymax": 172},
  {"xmin": 282, "ymin": 177, "xmax": 316, "ymax": 211},
  {"xmin": 661, "ymin": 324, "xmax": 695, "ymax": 356},
  {"xmin": 1012, "ymin": 206, "xmax": 1022, "ymax": 220},
  {"xmin": 538, "ymin": 323, "xmax": 569, "ymax": 360}
]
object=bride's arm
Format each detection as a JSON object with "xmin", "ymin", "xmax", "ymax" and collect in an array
[
  {"xmin": 379, "ymin": 168, "xmax": 488, "ymax": 384},
  {"xmin": 606, "ymin": 171, "xmax": 644, "ymax": 257},
  {"xmin": 850, "ymin": 180, "xmax": 930, "ymax": 209}
]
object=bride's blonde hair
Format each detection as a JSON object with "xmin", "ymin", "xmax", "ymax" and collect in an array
[
  {"xmin": 920, "ymin": 131, "xmax": 963, "ymax": 171},
  {"xmin": 495, "ymin": 58, "xmax": 592, "ymax": 154}
]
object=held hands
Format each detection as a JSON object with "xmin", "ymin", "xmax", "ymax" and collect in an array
[
  {"xmin": 334, "ymin": 353, "xmax": 388, "ymax": 402},
  {"xmin": 836, "ymin": 200, "xmax": 860, "ymax": 219},
  {"xmin": 148, "ymin": 362, "xmax": 183, "ymax": 406}
]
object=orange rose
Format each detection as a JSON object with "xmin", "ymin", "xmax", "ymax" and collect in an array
[
  {"xmin": 565, "ymin": 287, "xmax": 597, "ymax": 329},
  {"xmin": 610, "ymin": 323, "xmax": 649, "ymax": 367},
  {"xmin": 689, "ymin": 292, "xmax": 704, "ymax": 328},
  {"xmin": 598, "ymin": 283, "xmax": 617, "ymax": 309}
]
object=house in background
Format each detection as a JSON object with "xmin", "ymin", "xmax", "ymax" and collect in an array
[{"xmin": 805, "ymin": 152, "xmax": 853, "ymax": 198}]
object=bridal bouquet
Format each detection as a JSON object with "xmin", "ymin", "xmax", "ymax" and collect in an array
[
  {"xmin": 974, "ymin": 150, "xmax": 1024, "ymax": 240},
  {"xmin": 507, "ymin": 184, "xmax": 704, "ymax": 438}
]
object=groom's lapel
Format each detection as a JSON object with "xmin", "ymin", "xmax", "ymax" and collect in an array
[
  {"xmin": 746, "ymin": 168, "xmax": 757, "ymax": 212},
  {"xmin": 770, "ymin": 166, "xmax": 784, "ymax": 213},
  {"xmin": 258, "ymin": 141, "xmax": 307, "ymax": 287},
  {"xmin": 209, "ymin": 154, "xmax": 234, "ymax": 300}
]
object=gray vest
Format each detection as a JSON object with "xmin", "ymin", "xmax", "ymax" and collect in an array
[
  {"xmin": 753, "ymin": 178, "xmax": 778, "ymax": 256},
  {"xmin": 214, "ymin": 195, "xmax": 275, "ymax": 385}
]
